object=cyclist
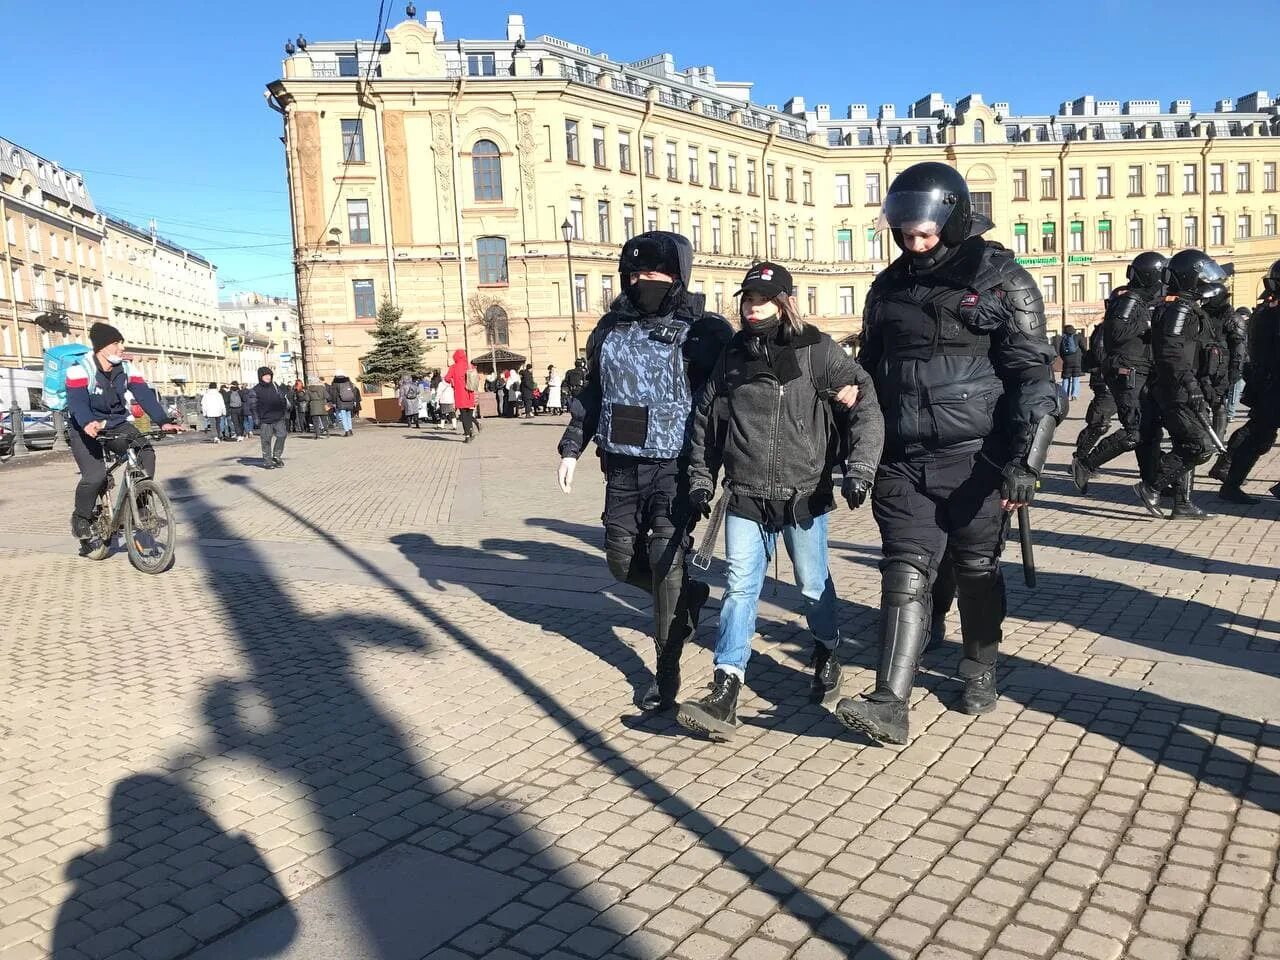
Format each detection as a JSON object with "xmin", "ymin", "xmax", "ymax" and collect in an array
[{"xmin": 66, "ymin": 323, "xmax": 181, "ymax": 541}]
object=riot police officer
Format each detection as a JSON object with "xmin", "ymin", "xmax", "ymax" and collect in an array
[
  {"xmin": 1209, "ymin": 260, "xmax": 1280, "ymax": 502},
  {"xmin": 834, "ymin": 162, "xmax": 1060, "ymax": 745},
  {"xmin": 1074, "ymin": 324, "xmax": 1116, "ymax": 463},
  {"xmin": 1071, "ymin": 252, "xmax": 1166, "ymax": 493},
  {"xmin": 1133, "ymin": 250, "xmax": 1230, "ymax": 518},
  {"xmin": 1200, "ymin": 282, "xmax": 1240, "ymax": 440},
  {"xmin": 557, "ymin": 232, "xmax": 732, "ymax": 710}
]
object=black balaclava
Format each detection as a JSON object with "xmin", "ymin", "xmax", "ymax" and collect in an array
[{"xmin": 626, "ymin": 278, "xmax": 679, "ymax": 317}]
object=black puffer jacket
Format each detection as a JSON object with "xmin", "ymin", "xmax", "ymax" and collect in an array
[
  {"xmin": 859, "ymin": 236, "xmax": 1058, "ymax": 464},
  {"xmin": 688, "ymin": 324, "xmax": 883, "ymax": 508}
]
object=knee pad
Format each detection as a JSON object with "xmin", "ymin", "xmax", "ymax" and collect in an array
[
  {"xmin": 953, "ymin": 555, "xmax": 1000, "ymax": 591},
  {"xmin": 605, "ymin": 529, "xmax": 639, "ymax": 584},
  {"xmin": 1118, "ymin": 427, "xmax": 1141, "ymax": 451},
  {"xmin": 882, "ymin": 560, "xmax": 929, "ymax": 607},
  {"xmin": 646, "ymin": 534, "xmax": 685, "ymax": 586}
]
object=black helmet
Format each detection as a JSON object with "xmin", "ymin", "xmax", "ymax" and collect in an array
[
  {"xmin": 1264, "ymin": 258, "xmax": 1280, "ymax": 297},
  {"xmin": 1126, "ymin": 252, "xmax": 1168, "ymax": 291},
  {"xmin": 880, "ymin": 162, "xmax": 973, "ymax": 251},
  {"xmin": 1163, "ymin": 249, "xmax": 1229, "ymax": 298},
  {"xmin": 1202, "ymin": 283, "xmax": 1230, "ymax": 310}
]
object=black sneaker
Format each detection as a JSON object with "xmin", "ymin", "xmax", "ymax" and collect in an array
[
  {"xmin": 676, "ymin": 670, "xmax": 741, "ymax": 741},
  {"xmin": 961, "ymin": 672, "xmax": 998, "ymax": 715},
  {"xmin": 273, "ymin": 457, "xmax": 285, "ymax": 468},
  {"xmin": 834, "ymin": 695, "xmax": 909, "ymax": 745},
  {"xmin": 71, "ymin": 514, "xmax": 93, "ymax": 540},
  {"xmin": 263, "ymin": 460, "xmax": 276, "ymax": 470},
  {"xmin": 809, "ymin": 643, "xmax": 842, "ymax": 706}
]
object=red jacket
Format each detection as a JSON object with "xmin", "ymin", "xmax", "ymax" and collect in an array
[{"xmin": 443, "ymin": 351, "xmax": 475, "ymax": 409}]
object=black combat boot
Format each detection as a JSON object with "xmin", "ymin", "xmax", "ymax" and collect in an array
[
  {"xmin": 1207, "ymin": 454, "xmax": 1230, "ymax": 484},
  {"xmin": 955, "ymin": 561, "xmax": 1005, "ymax": 716},
  {"xmin": 676, "ymin": 669, "xmax": 741, "ymax": 741},
  {"xmin": 961, "ymin": 672, "xmax": 998, "ymax": 714},
  {"xmin": 1070, "ymin": 454, "xmax": 1093, "ymax": 495},
  {"xmin": 809, "ymin": 639, "xmax": 842, "ymax": 706},
  {"xmin": 1170, "ymin": 470, "xmax": 1208, "ymax": 520},
  {"xmin": 1219, "ymin": 485, "xmax": 1259, "ymax": 505},
  {"xmin": 640, "ymin": 578, "xmax": 709, "ymax": 711},
  {"xmin": 925, "ymin": 610, "xmax": 947, "ymax": 652}
]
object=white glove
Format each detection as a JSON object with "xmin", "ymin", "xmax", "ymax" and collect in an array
[{"xmin": 558, "ymin": 457, "xmax": 577, "ymax": 494}]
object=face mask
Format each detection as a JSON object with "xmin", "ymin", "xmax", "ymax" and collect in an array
[
  {"xmin": 626, "ymin": 279, "xmax": 675, "ymax": 316},
  {"xmin": 106, "ymin": 354, "xmax": 125, "ymax": 366},
  {"xmin": 743, "ymin": 307, "xmax": 781, "ymax": 337}
]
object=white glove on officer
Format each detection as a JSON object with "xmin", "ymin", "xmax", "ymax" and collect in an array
[{"xmin": 557, "ymin": 457, "xmax": 577, "ymax": 494}]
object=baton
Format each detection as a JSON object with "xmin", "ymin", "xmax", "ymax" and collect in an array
[
  {"xmin": 1017, "ymin": 505, "xmax": 1037, "ymax": 588},
  {"xmin": 1191, "ymin": 405, "xmax": 1228, "ymax": 455},
  {"xmin": 692, "ymin": 491, "xmax": 728, "ymax": 570}
]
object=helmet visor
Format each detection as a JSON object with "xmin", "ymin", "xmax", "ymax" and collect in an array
[
  {"xmin": 1195, "ymin": 260, "xmax": 1229, "ymax": 285},
  {"xmin": 875, "ymin": 188, "xmax": 960, "ymax": 237}
]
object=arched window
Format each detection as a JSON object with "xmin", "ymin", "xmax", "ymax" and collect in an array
[
  {"xmin": 472, "ymin": 140, "xmax": 502, "ymax": 202},
  {"xmin": 483, "ymin": 304, "xmax": 509, "ymax": 346},
  {"xmin": 973, "ymin": 119, "xmax": 985, "ymax": 144}
]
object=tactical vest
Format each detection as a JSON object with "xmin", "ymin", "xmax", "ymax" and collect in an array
[
  {"xmin": 875, "ymin": 281, "xmax": 991, "ymax": 362},
  {"xmin": 596, "ymin": 317, "xmax": 692, "ymax": 459}
]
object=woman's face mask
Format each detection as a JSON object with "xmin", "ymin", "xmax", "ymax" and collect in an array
[{"xmin": 741, "ymin": 293, "xmax": 781, "ymax": 334}]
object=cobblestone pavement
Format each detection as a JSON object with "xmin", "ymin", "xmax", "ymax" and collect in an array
[{"xmin": 1, "ymin": 410, "xmax": 1278, "ymax": 960}]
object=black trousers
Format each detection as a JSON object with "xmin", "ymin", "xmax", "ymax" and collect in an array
[
  {"xmin": 69, "ymin": 424, "xmax": 155, "ymax": 523},
  {"xmin": 229, "ymin": 410, "xmax": 245, "ymax": 436},
  {"xmin": 1221, "ymin": 402, "xmax": 1280, "ymax": 487},
  {"xmin": 458, "ymin": 408, "xmax": 475, "ymax": 438},
  {"xmin": 1075, "ymin": 384, "xmax": 1117, "ymax": 457},
  {"xmin": 1138, "ymin": 387, "xmax": 1213, "ymax": 488}
]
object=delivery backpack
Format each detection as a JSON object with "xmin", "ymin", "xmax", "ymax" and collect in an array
[{"xmin": 43, "ymin": 344, "xmax": 92, "ymax": 412}]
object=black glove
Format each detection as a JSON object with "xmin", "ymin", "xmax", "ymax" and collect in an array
[
  {"xmin": 689, "ymin": 487, "xmax": 713, "ymax": 519},
  {"xmin": 842, "ymin": 475, "xmax": 870, "ymax": 510},
  {"xmin": 1001, "ymin": 463, "xmax": 1038, "ymax": 505}
]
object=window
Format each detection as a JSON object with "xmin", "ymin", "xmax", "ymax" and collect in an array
[
  {"xmin": 666, "ymin": 142, "xmax": 678, "ymax": 179},
  {"xmin": 1070, "ymin": 274, "xmax": 1085, "ymax": 303},
  {"xmin": 766, "ymin": 163, "xmax": 776, "ymax": 198},
  {"xmin": 1129, "ymin": 218, "xmax": 1143, "ymax": 249},
  {"xmin": 1209, "ymin": 163, "xmax": 1224, "ymax": 193},
  {"xmin": 865, "ymin": 173, "xmax": 882, "ymax": 205},
  {"xmin": 471, "ymin": 140, "xmax": 502, "ymax": 201},
  {"xmin": 807, "ymin": 286, "xmax": 818, "ymax": 315},
  {"xmin": 642, "ymin": 137, "xmax": 655, "ymax": 176},
  {"xmin": 712, "ymin": 217, "xmax": 722, "ymax": 253},
  {"xmin": 1211, "ymin": 215, "xmax": 1224, "ymax": 246},
  {"xmin": 1237, "ymin": 215, "xmax": 1251, "ymax": 240},
  {"xmin": 1156, "ymin": 217, "xmax": 1171, "ymax": 247},
  {"xmin": 1013, "ymin": 223, "xmax": 1028, "ymax": 254},
  {"xmin": 1069, "ymin": 221, "xmax": 1084, "ymax": 252},
  {"xmin": 597, "ymin": 201, "xmax": 610, "ymax": 242},
  {"xmin": 63, "ymin": 236, "xmax": 72, "ymax": 260},
  {"xmin": 1264, "ymin": 214, "xmax": 1277, "ymax": 237},
  {"xmin": 836, "ymin": 228, "xmax": 853, "ymax": 261},
  {"xmin": 574, "ymin": 274, "xmax": 588, "ymax": 312},
  {"xmin": 601, "ymin": 276, "xmax": 614, "ymax": 309},
  {"xmin": 1040, "ymin": 168, "xmax": 1056, "ymax": 199},
  {"xmin": 1068, "ymin": 167, "xmax": 1083, "ymax": 198},
  {"xmin": 1097, "ymin": 219, "xmax": 1112, "ymax": 251},
  {"xmin": 1098, "ymin": 273, "xmax": 1113, "ymax": 300},
  {"xmin": 690, "ymin": 214, "xmax": 702, "ymax": 251},
  {"xmin": 747, "ymin": 159, "xmax": 758, "ymax": 195},
  {"xmin": 971, "ymin": 191, "xmax": 992, "ymax": 220},
  {"xmin": 339, "ymin": 54, "xmax": 360, "ymax": 77},
  {"xmin": 804, "ymin": 228, "xmax": 814, "ymax": 260},
  {"xmin": 1237, "ymin": 163, "xmax": 1251, "ymax": 192},
  {"xmin": 669, "ymin": 210, "xmax": 680, "ymax": 235},
  {"xmin": 347, "ymin": 199, "xmax": 371, "ymax": 243},
  {"xmin": 10, "ymin": 267, "xmax": 21, "ymax": 302},
  {"xmin": 749, "ymin": 222, "xmax": 759, "ymax": 256},
  {"xmin": 731, "ymin": 220, "xmax": 741, "ymax": 255},
  {"xmin": 1156, "ymin": 165, "xmax": 1171, "ymax": 194},
  {"xmin": 466, "ymin": 52, "xmax": 496, "ymax": 76},
  {"xmin": 341, "ymin": 119, "xmax": 365, "ymax": 162},
  {"xmin": 49, "ymin": 232, "xmax": 58, "ymax": 258},
  {"xmin": 1096, "ymin": 166, "xmax": 1112, "ymax": 197},
  {"xmin": 835, "ymin": 174, "xmax": 851, "ymax": 205},
  {"xmin": 1041, "ymin": 275, "xmax": 1057, "ymax": 304},
  {"xmin": 973, "ymin": 119, "xmax": 985, "ymax": 143},
  {"xmin": 353, "ymin": 279, "xmax": 376, "ymax": 317},
  {"xmin": 688, "ymin": 146, "xmax": 699, "ymax": 183},
  {"xmin": 1265, "ymin": 162, "xmax": 1277, "ymax": 192},
  {"xmin": 1184, "ymin": 215, "xmax": 1199, "ymax": 246},
  {"xmin": 838, "ymin": 287, "xmax": 854, "ymax": 315},
  {"xmin": 867, "ymin": 229, "xmax": 884, "ymax": 260},
  {"xmin": 569, "ymin": 197, "xmax": 584, "ymax": 239},
  {"xmin": 709, "ymin": 151, "xmax": 720, "ymax": 188},
  {"xmin": 1184, "ymin": 163, "xmax": 1198, "ymax": 194},
  {"xmin": 565, "ymin": 120, "xmax": 580, "ymax": 162},
  {"xmin": 1042, "ymin": 221, "xmax": 1057, "ymax": 253},
  {"xmin": 802, "ymin": 171, "xmax": 812, "ymax": 204},
  {"xmin": 618, "ymin": 131, "xmax": 632, "ymax": 172},
  {"xmin": 623, "ymin": 204, "xmax": 636, "ymax": 240},
  {"xmin": 728, "ymin": 155, "xmax": 738, "ymax": 191},
  {"xmin": 645, "ymin": 207, "xmax": 658, "ymax": 232},
  {"xmin": 477, "ymin": 237, "xmax": 508, "ymax": 284},
  {"xmin": 1012, "ymin": 169, "xmax": 1028, "ymax": 200},
  {"xmin": 592, "ymin": 126, "xmax": 606, "ymax": 167},
  {"xmin": 1128, "ymin": 166, "xmax": 1143, "ymax": 196},
  {"xmin": 786, "ymin": 226, "xmax": 796, "ymax": 258},
  {"xmin": 4, "ymin": 218, "xmax": 12, "ymax": 245},
  {"xmin": 768, "ymin": 223, "xmax": 777, "ymax": 257},
  {"xmin": 713, "ymin": 282, "xmax": 724, "ymax": 313},
  {"xmin": 785, "ymin": 167, "xmax": 795, "ymax": 202}
]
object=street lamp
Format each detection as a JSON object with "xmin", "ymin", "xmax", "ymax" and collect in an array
[{"xmin": 561, "ymin": 218, "xmax": 579, "ymax": 358}]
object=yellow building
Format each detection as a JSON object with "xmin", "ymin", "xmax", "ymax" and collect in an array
[
  {"xmin": 104, "ymin": 215, "xmax": 225, "ymax": 393},
  {"xmin": 267, "ymin": 11, "xmax": 1280, "ymax": 384},
  {"xmin": 0, "ymin": 136, "xmax": 109, "ymax": 379}
]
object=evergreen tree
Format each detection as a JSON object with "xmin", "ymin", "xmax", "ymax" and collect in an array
[{"xmin": 359, "ymin": 298, "xmax": 425, "ymax": 386}]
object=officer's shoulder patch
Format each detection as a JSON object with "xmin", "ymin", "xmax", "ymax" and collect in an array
[
  {"xmin": 960, "ymin": 293, "xmax": 980, "ymax": 309},
  {"xmin": 1164, "ymin": 295, "xmax": 1179, "ymax": 302}
]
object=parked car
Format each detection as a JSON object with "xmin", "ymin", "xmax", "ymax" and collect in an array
[{"xmin": 0, "ymin": 407, "xmax": 66, "ymax": 451}]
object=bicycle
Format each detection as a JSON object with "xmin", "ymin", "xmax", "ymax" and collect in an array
[{"xmin": 80, "ymin": 429, "xmax": 177, "ymax": 573}]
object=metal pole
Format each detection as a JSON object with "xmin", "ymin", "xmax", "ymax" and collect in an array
[
  {"xmin": 9, "ymin": 400, "xmax": 25, "ymax": 458},
  {"xmin": 565, "ymin": 239, "xmax": 579, "ymax": 357}
]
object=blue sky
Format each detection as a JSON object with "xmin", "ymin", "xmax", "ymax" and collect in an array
[{"xmin": 2, "ymin": 1, "xmax": 1273, "ymax": 300}]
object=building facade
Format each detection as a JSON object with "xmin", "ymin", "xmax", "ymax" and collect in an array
[
  {"xmin": 268, "ymin": 12, "xmax": 1280, "ymax": 381},
  {"xmin": 217, "ymin": 292, "xmax": 302, "ymax": 382},
  {"xmin": 104, "ymin": 215, "xmax": 224, "ymax": 393},
  {"xmin": 0, "ymin": 137, "xmax": 109, "ymax": 382}
]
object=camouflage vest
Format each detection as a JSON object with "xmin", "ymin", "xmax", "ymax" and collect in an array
[{"xmin": 596, "ymin": 317, "xmax": 692, "ymax": 459}]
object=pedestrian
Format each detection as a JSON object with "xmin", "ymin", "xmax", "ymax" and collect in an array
[
  {"xmin": 443, "ymin": 349, "xmax": 477, "ymax": 442},
  {"xmin": 557, "ymin": 230, "xmax": 733, "ymax": 712},
  {"xmin": 563, "ymin": 357, "xmax": 585, "ymax": 408},
  {"xmin": 426, "ymin": 371, "xmax": 442, "ymax": 424},
  {"xmin": 242, "ymin": 380, "xmax": 259, "ymax": 435},
  {"xmin": 304, "ymin": 376, "xmax": 330, "ymax": 438},
  {"xmin": 200, "ymin": 382, "xmax": 227, "ymax": 443},
  {"xmin": 218, "ymin": 384, "xmax": 233, "ymax": 439},
  {"xmin": 252, "ymin": 366, "xmax": 290, "ymax": 469},
  {"xmin": 397, "ymin": 373, "xmax": 422, "ymax": 428},
  {"xmin": 545, "ymin": 365, "xmax": 563, "ymax": 415},
  {"xmin": 520, "ymin": 364, "xmax": 537, "ymax": 418},
  {"xmin": 292, "ymin": 378, "xmax": 309, "ymax": 433},
  {"xmin": 467, "ymin": 361, "xmax": 484, "ymax": 432},
  {"xmin": 505, "ymin": 367, "xmax": 522, "ymax": 417},
  {"xmin": 833, "ymin": 162, "xmax": 1060, "ymax": 744},
  {"xmin": 328, "ymin": 369, "xmax": 361, "ymax": 436},
  {"xmin": 676, "ymin": 262, "xmax": 882, "ymax": 740},
  {"xmin": 1058, "ymin": 324, "xmax": 1084, "ymax": 400},
  {"xmin": 227, "ymin": 381, "xmax": 246, "ymax": 441}
]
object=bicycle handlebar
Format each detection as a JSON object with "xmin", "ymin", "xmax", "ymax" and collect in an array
[{"xmin": 98, "ymin": 429, "xmax": 169, "ymax": 445}]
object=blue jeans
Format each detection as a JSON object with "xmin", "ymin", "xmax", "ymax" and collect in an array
[
  {"xmin": 1065, "ymin": 375, "xmax": 1082, "ymax": 399},
  {"xmin": 1226, "ymin": 379, "xmax": 1244, "ymax": 420},
  {"xmin": 336, "ymin": 409, "xmax": 353, "ymax": 432},
  {"xmin": 714, "ymin": 511, "xmax": 839, "ymax": 679}
]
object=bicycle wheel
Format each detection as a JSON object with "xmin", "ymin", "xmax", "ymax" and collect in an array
[{"xmin": 124, "ymin": 479, "xmax": 176, "ymax": 573}]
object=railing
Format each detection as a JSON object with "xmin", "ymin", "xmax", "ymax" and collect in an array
[
  {"xmin": 611, "ymin": 77, "xmax": 648, "ymax": 98},
  {"xmin": 312, "ymin": 63, "xmax": 340, "ymax": 78},
  {"xmin": 560, "ymin": 63, "xmax": 596, "ymax": 84},
  {"xmin": 703, "ymin": 103, "xmax": 732, "ymax": 121},
  {"xmin": 741, "ymin": 113, "xmax": 771, "ymax": 131},
  {"xmin": 658, "ymin": 90, "xmax": 692, "ymax": 110},
  {"xmin": 31, "ymin": 298, "xmax": 68, "ymax": 317},
  {"xmin": 778, "ymin": 124, "xmax": 809, "ymax": 141}
]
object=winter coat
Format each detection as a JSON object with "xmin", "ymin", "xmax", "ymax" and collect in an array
[
  {"xmin": 305, "ymin": 383, "xmax": 329, "ymax": 416},
  {"xmin": 520, "ymin": 369, "xmax": 537, "ymax": 399},
  {"xmin": 546, "ymin": 371, "xmax": 563, "ymax": 410},
  {"xmin": 443, "ymin": 350, "xmax": 475, "ymax": 409},
  {"xmin": 689, "ymin": 324, "xmax": 884, "ymax": 510},
  {"xmin": 243, "ymin": 387, "xmax": 259, "ymax": 419},
  {"xmin": 397, "ymin": 378, "xmax": 421, "ymax": 416},
  {"xmin": 329, "ymin": 376, "xmax": 362, "ymax": 412},
  {"xmin": 1058, "ymin": 326, "xmax": 1084, "ymax": 377},
  {"xmin": 200, "ymin": 389, "xmax": 226, "ymax": 419},
  {"xmin": 252, "ymin": 378, "xmax": 289, "ymax": 424}
]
